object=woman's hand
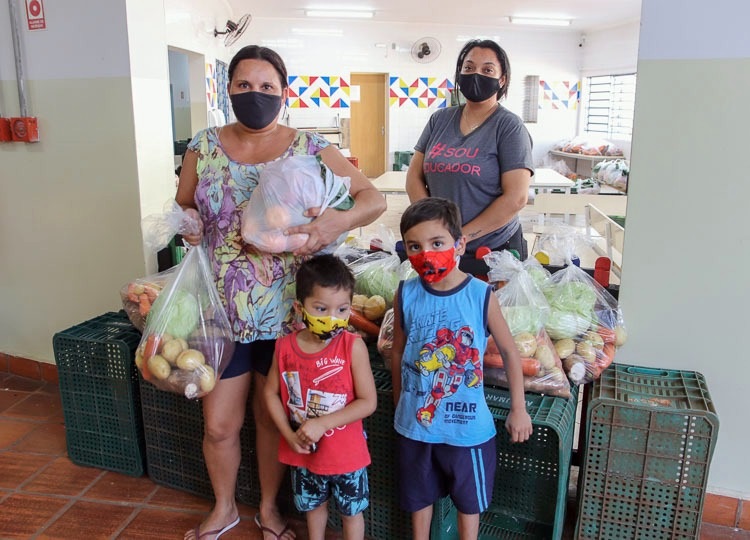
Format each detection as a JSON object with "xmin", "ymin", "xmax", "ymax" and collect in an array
[
  {"xmin": 181, "ymin": 208, "xmax": 204, "ymax": 246},
  {"xmin": 286, "ymin": 206, "xmax": 349, "ymax": 255}
]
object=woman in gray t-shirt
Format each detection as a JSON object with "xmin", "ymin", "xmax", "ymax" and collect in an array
[{"xmin": 406, "ymin": 39, "xmax": 534, "ymax": 257}]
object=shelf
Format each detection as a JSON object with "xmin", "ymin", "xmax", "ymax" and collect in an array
[{"xmin": 549, "ymin": 150, "xmax": 622, "ymax": 162}]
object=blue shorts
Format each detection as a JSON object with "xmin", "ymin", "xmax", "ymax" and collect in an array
[
  {"xmin": 291, "ymin": 467, "xmax": 369, "ymax": 516},
  {"xmin": 220, "ymin": 340, "xmax": 275, "ymax": 379},
  {"xmin": 397, "ymin": 436, "xmax": 496, "ymax": 515}
]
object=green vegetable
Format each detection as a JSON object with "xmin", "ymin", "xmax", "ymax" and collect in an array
[
  {"xmin": 501, "ymin": 305, "xmax": 546, "ymax": 336},
  {"xmin": 355, "ymin": 266, "xmax": 400, "ymax": 305},
  {"xmin": 545, "ymin": 281, "xmax": 597, "ymax": 316},
  {"xmin": 149, "ymin": 289, "xmax": 200, "ymax": 339},
  {"xmin": 545, "ymin": 308, "xmax": 592, "ymax": 340}
]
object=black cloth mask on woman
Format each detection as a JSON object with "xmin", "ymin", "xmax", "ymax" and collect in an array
[
  {"xmin": 458, "ymin": 73, "xmax": 501, "ymax": 103},
  {"xmin": 230, "ymin": 91, "xmax": 282, "ymax": 130}
]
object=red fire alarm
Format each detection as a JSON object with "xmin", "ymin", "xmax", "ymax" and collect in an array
[
  {"xmin": 10, "ymin": 117, "xmax": 39, "ymax": 143},
  {"xmin": 0, "ymin": 118, "xmax": 11, "ymax": 142}
]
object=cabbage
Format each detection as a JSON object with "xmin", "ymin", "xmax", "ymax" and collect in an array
[
  {"xmin": 501, "ymin": 305, "xmax": 546, "ymax": 336},
  {"xmin": 545, "ymin": 309, "xmax": 592, "ymax": 340},
  {"xmin": 527, "ymin": 267, "xmax": 550, "ymax": 291},
  {"xmin": 149, "ymin": 289, "xmax": 200, "ymax": 339},
  {"xmin": 355, "ymin": 266, "xmax": 401, "ymax": 304},
  {"xmin": 546, "ymin": 281, "xmax": 597, "ymax": 316}
]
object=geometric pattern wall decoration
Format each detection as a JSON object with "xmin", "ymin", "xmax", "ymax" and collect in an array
[
  {"xmin": 389, "ymin": 77, "xmax": 454, "ymax": 108},
  {"xmin": 205, "ymin": 63, "xmax": 217, "ymax": 109},
  {"xmin": 287, "ymin": 75, "xmax": 350, "ymax": 108},
  {"xmin": 215, "ymin": 60, "xmax": 230, "ymax": 121},
  {"xmin": 540, "ymin": 80, "xmax": 580, "ymax": 110}
]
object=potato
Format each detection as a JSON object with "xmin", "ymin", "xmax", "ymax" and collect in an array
[
  {"xmin": 161, "ymin": 338, "xmax": 187, "ymax": 364},
  {"xmin": 563, "ymin": 355, "xmax": 587, "ymax": 384},
  {"xmin": 197, "ymin": 365, "xmax": 217, "ymax": 393},
  {"xmin": 513, "ymin": 332, "xmax": 537, "ymax": 357},
  {"xmin": 147, "ymin": 354, "xmax": 171, "ymax": 380},
  {"xmin": 535, "ymin": 344, "xmax": 556, "ymax": 370},
  {"xmin": 554, "ymin": 338, "xmax": 575, "ymax": 359},
  {"xmin": 583, "ymin": 331, "xmax": 605, "ymax": 351},
  {"xmin": 615, "ymin": 326, "xmax": 628, "ymax": 347},
  {"xmin": 363, "ymin": 295, "xmax": 387, "ymax": 321},
  {"xmin": 352, "ymin": 294, "xmax": 369, "ymax": 312},
  {"xmin": 576, "ymin": 341, "xmax": 597, "ymax": 364},
  {"xmin": 176, "ymin": 349, "xmax": 206, "ymax": 370},
  {"xmin": 135, "ymin": 349, "xmax": 145, "ymax": 370}
]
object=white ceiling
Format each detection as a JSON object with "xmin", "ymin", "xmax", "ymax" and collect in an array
[{"xmin": 227, "ymin": 0, "xmax": 642, "ymax": 33}]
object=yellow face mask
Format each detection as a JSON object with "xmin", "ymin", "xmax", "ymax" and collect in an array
[{"xmin": 301, "ymin": 308, "xmax": 349, "ymax": 340}]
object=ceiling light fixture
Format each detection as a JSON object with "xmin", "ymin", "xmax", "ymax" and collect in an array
[
  {"xmin": 305, "ymin": 9, "xmax": 374, "ymax": 19},
  {"xmin": 509, "ymin": 16, "xmax": 571, "ymax": 27}
]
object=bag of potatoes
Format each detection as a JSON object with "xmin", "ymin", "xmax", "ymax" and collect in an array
[{"xmin": 135, "ymin": 245, "xmax": 235, "ymax": 399}]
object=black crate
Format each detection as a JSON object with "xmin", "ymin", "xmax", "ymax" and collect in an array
[{"xmin": 52, "ymin": 311, "xmax": 146, "ymax": 476}]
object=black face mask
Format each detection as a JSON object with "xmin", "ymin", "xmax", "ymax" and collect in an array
[
  {"xmin": 230, "ymin": 91, "xmax": 282, "ymax": 130},
  {"xmin": 458, "ymin": 73, "xmax": 501, "ymax": 103}
]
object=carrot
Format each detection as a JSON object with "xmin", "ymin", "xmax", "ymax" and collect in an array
[
  {"xmin": 597, "ymin": 342, "xmax": 616, "ymax": 370},
  {"xmin": 349, "ymin": 309, "xmax": 381, "ymax": 337},
  {"xmin": 143, "ymin": 334, "xmax": 162, "ymax": 360},
  {"xmin": 484, "ymin": 353, "xmax": 541, "ymax": 377},
  {"xmin": 596, "ymin": 326, "xmax": 617, "ymax": 344}
]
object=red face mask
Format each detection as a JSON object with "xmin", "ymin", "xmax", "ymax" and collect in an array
[{"xmin": 408, "ymin": 247, "xmax": 457, "ymax": 283}]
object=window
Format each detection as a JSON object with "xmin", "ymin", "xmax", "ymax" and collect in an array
[{"xmin": 583, "ymin": 73, "xmax": 637, "ymax": 139}]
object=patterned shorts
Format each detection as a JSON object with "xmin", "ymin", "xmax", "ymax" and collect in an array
[{"xmin": 291, "ymin": 466, "xmax": 369, "ymax": 516}]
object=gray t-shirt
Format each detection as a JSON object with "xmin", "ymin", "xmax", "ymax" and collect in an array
[{"xmin": 415, "ymin": 105, "xmax": 534, "ymax": 251}]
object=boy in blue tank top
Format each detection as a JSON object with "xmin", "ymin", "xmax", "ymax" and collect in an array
[{"xmin": 391, "ymin": 197, "xmax": 532, "ymax": 540}]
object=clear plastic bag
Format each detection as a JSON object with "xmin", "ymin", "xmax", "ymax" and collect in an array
[
  {"xmin": 483, "ymin": 250, "xmax": 571, "ymax": 398},
  {"xmin": 240, "ymin": 155, "xmax": 354, "ymax": 253},
  {"xmin": 135, "ymin": 245, "xmax": 235, "ymax": 399},
  {"xmin": 141, "ymin": 199, "xmax": 201, "ymax": 253},
  {"xmin": 377, "ymin": 308, "xmax": 395, "ymax": 371},
  {"xmin": 538, "ymin": 229, "xmax": 627, "ymax": 385},
  {"xmin": 120, "ymin": 267, "xmax": 177, "ymax": 332},
  {"xmin": 347, "ymin": 225, "xmax": 415, "ymax": 309}
]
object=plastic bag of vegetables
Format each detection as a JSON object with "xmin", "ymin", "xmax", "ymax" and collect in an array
[
  {"xmin": 376, "ymin": 308, "xmax": 395, "ymax": 371},
  {"xmin": 240, "ymin": 155, "xmax": 354, "ymax": 253},
  {"xmin": 119, "ymin": 266, "xmax": 177, "ymax": 332},
  {"xmin": 539, "ymin": 230, "xmax": 627, "ymax": 385},
  {"xmin": 482, "ymin": 250, "xmax": 571, "ymax": 398},
  {"xmin": 347, "ymin": 225, "xmax": 415, "ymax": 309},
  {"xmin": 135, "ymin": 245, "xmax": 235, "ymax": 399}
]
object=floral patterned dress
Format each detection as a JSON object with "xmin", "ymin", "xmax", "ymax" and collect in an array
[{"xmin": 188, "ymin": 127, "xmax": 330, "ymax": 342}]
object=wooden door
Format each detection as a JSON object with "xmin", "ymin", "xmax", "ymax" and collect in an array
[{"xmin": 350, "ymin": 73, "xmax": 387, "ymax": 178}]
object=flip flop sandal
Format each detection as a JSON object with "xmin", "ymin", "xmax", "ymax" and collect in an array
[
  {"xmin": 194, "ymin": 515, "xmax": 240, "ymax": 539},
  {"xmin": 254, "ymin": 513, "xmax": 293, "ymax": 540}
]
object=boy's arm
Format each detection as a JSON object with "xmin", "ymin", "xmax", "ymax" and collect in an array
[
  {"xmin": 263, "ymin": 353, "xmax": 311, "ymax": 454},
  {"xmin": 297, "ymin": 336, "xmax": 377, "ymax": 445},
  {"xmin": 390, "ymin": 293, "xmax": 405, "ymax": 407},
  {"xmin": 487, "ymin": 296, "xmax": 533, "ymax": 443}
]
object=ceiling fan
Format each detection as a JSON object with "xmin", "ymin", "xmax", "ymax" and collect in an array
[{"xmin": 214, "ymin": 13, "xmax": 251, "ymax": 46}]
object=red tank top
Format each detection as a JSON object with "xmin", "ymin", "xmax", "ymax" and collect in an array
[{"xmin": 275, "ymin": 330, "xmax": 371, "ymax": 475}]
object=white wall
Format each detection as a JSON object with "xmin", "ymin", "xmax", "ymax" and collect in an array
[
  {"xmin": 167, "ymin": 13, "xmax": 584, "ymax": 169},
  {"xmin": 619, "ymin": 0, "xmax": 750, "ymax": 497}
]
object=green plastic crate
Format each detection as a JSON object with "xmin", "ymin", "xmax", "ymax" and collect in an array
[
  {"xmin": 475, "ymin": 385, "xmax": 578, "ymax": 540},
  {"xmin": 576, "ymin": 364, "xmax": 719, "ymax": 540},
  {"xmin": 52, "ymin": 311, "xmax": 146, "ymax": 476},
  {"xmin": 140, "ymin": 377, "xmax": 295, "ymax": 509}
]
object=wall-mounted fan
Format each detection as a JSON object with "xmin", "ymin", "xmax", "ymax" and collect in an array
[
  {"xmin": 410, "ymin": 37, "xmax": 441, "ymax": 63},
  {"xmin": 214, "ymin": 14, "xmax": 251, "ymax": 46}
]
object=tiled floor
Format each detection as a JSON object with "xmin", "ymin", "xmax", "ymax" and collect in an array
[{"xmin": 2, "ymin": 371, "xmax": 747, "ymax": 539}]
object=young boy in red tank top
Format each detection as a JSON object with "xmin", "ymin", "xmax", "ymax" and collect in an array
[{"xmin": 264, "ymin": 254, "xmax": 377, "ymax": 540}]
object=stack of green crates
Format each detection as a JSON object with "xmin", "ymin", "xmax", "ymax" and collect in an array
[
  {"xmin": 576, "ymin": 364, "xmax": 719, "ymax": 539},
  {"xmin": 53, "ymin": 311, "xmax": 146, "ymax": 476},
  {"xmin": 476, "ymin": 385, "xmax": 578, "ymax": 539}
]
